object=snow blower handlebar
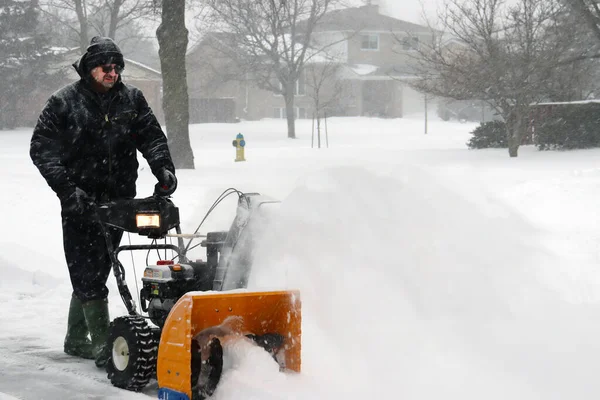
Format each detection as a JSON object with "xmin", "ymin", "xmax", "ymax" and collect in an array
[{"xmin": 96, "ymin": 195, "xmax": 181, "ymax": 239}]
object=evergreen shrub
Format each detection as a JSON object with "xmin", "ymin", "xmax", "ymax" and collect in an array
[
  {"xmin": 467, "ymin": 120, "xmax": 507, "ymax": 149},
  {"xmin": 533, "ymin": 102, "xmax": 600, "ymax": 150}
]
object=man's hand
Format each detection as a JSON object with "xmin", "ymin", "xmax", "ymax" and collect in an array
[
  {"xmin": 154, "ymin": 168, "xmax": 177, "ymax": 196},
  {"xmin": 59, "ymin": 187, "xmax": 95, "ymax": 216}
]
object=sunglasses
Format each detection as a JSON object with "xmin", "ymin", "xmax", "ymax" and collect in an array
[{"xmin": 100, "ymin": 65, "xmax": 123, "ymax": 74}]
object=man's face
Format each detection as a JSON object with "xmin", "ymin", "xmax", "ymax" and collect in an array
[{"xmin": 90, "ymin": 64, "xmax": 121, "ymax": 90}]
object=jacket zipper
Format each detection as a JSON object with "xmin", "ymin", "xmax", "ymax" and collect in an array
[
  {"xmin": 80, "ymin": 82, "xmax": 120, "ymax": 201},
  {"xmin": 104, "ymin": 94, "xmax": 117, "ymax": 200},
  {"xmin": 107, "ymin": 113, "xmax": 112, "ymax": 200}
]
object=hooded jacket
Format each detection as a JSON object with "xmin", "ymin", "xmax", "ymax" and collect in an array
[{"xmin": 30, "ymin": 56, "xmax": 175, "ymax": 202}]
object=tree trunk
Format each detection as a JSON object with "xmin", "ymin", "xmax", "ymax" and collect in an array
[
  {"xmin": 284, "ymin": 85, "xmax": 296, "ymax": 139},
  {"xmin": 156, "ymin": 0, "xmax": 194, "ymax": 169},
  {"xmin": 315, "ymin": 98, "xmax": 321, "ymax": 148},
  {"xmin": 74, "ymin": 0, "xmax": 88, "ymax": 52},
  {"xmin": 108, "ymin": 0, "xmax": 124, "ymax": 39},
  {"xmin": 504, "ymin": 105, "xmax": 529, "ymax": 157},
  {"xmin": 506, "ymin": 108, "xmax": 526, "ymax": 158},
  {"xmin": 316, "ymin": 114, "xmax": 321, "ymax": 148},
  {"xmin": 507, "ymin": 134, "xmax": 519, "ymax": 157}
]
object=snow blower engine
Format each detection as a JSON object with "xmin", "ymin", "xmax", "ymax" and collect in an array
[{"xmin": 95, "ymin": 191, "xmax": 301, "ymax": 400}]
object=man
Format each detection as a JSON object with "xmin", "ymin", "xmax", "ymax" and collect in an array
[{"xmin": 30, "ymin": 36, "xmax": 177, "ymax": 367}]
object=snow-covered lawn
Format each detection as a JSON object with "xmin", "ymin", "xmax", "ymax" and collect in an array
[{"xmin": 2, "ymin": 115, "xmax": 600, "ymax": 399}]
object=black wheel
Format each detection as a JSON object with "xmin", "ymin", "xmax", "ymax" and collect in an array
[
  {"xmin": 192, "ymin": 337, "xmax": 223, "ymax": 400},
  {"xmin": 106, "ymin": 315, "xmax": 157, "ymax": 391}
]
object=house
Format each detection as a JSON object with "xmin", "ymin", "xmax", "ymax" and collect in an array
[
  {"xmin": 185, "ymin": 4, "xmax": 435, "ymax": 122},
  {"xmin": 185, "ymin": 33, "xmax": 242, "ymax": 123},
  {"xmin": 10, "ymin": 48, "xmax": 164, "ymax": 128}
]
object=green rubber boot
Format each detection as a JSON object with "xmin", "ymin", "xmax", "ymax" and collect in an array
[
  {"xmin": 82, "ymin": 298, "xmax": 111, "ymax": 368},
  {"xmin": 64, "ymin": 293, "xmax": 94, "ymax": 359}
]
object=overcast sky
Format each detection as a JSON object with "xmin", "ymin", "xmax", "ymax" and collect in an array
[
  {"xmin": 349, "ymin": 0, "xmax": 441, "ymax": 25},
  {"xmin": 381, "ymin": 0, "xmax": 441, "ymax": 24},
  {"xmin": 355, "ymin": 0, "xmax": 523, "ymax": 25}
]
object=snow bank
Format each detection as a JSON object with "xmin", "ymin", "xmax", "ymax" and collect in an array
[{"xmin": 234, "ymin": 164, "xmax": 600, "ymax": 399}]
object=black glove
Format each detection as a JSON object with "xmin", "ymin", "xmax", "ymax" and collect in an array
[
  {"xmin": 154, "ymin": 168, "xmax": 177, "ymax": 196},
  {"xmin": 59, "ymin": 187, "xmax": 96, "ymax": 216}
]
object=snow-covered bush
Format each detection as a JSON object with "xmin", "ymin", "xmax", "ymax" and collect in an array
[
  {"xmin": 533, "ymin": 102, "xmax": 600, "ymax": 150},
  {"xmin": 467, "ymin": 121, "xmax": 507, "ymax": 149}
]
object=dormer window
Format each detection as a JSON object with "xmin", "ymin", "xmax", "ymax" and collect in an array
[{"xmin": 361, "ymin": 34, "xmax": 379, "ymax": 51}]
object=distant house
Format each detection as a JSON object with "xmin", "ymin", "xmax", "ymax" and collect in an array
[
  {"xmin": 186, "ymin": 4, "xmax": 434, "ymax": 122},
  {"xmin": 186, "ymin": 33, "xmax": 242, "ymax": 124},
  {"xmin": 13, "ymin": 48, "xmax": 163, "ymax": 128}
]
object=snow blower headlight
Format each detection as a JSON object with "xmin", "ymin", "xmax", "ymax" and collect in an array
[{"xmin": 136, "ymin": 213, "xmax": 161, "ymax": 228}]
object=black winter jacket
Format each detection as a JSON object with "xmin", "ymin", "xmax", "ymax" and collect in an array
[{"xmin": 30, "ymin": 69, "xmax": 174, "ymax": 202}]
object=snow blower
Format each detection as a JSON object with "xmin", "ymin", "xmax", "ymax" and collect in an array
[{"xmin": 95, "ymin": 190, "xmax": 301, "ymax": 400}]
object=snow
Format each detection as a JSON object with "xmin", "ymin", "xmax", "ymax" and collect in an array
[
  {"xmin": 533, "ymin": 99, "xmax": 600, "ymax": 105},
  {"xmin": 348, "ymin": 63, "xmax": 379, "ymax": 75},
  {"xmin": 3, "ymin": 115, "xmax": 600, "ymax": 399}
]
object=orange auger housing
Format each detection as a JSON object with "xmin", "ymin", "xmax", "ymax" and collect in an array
[{"xmin": 157, "ymin": 290, "xmax": 301, "ymax": 400}]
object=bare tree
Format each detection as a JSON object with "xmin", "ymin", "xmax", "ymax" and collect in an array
[
  {"xmin": 156, "ymin": 0, "xmax": 194, "ymax": 169},
  {"xmin": 305, "ymin": 60, "xmax": 343, "ymax": 147},
  {"xmin": 38, "ymin": 0, "xmax": 156, "ymax": 52},
  {"xmin": 203, "ymin": 0, "xmax": 338, "ymax": 139},
  {"xmin": 409, "ymin": 0, "xmax": 582, "ymax": 157},
  {"xmin": 565, "ymin": 0, "xmax": 600, "ymax": 41}
]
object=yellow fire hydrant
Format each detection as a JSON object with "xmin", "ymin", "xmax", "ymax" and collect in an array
[{"xmin": 232, "ymin": 133, "xmax": 246, "ymax": 162}]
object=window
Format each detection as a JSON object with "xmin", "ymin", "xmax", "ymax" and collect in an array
[
  {"xmin": 296, "ymin": 74, "xmax": 305, "ymax": 96},
  {"xmin": 273, "ymin": 107, "xmax": 307, "ymax": 119},
  {"xmin": 361, "ymin": 34, "xmax": 379, "ymax": 50},
  {"xmin": 297, "ymin": 107, "xmax": 306, "ymax": 119},
  {"xmin": 401, "ymin": 36, "xmax": 419, "ymax": 51}
]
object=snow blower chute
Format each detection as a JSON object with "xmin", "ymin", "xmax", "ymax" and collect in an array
[{"xmin": 95, "ymin": 190, "xmax": 301, "ymax": 400}]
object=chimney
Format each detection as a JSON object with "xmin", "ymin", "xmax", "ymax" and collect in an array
[{"xmin": 364, "ymin": 0, "xmax": 380, "ymax": 14}]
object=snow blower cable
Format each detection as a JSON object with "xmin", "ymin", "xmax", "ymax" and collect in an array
[
  {"xmin": 180, "ymin": 188, "xmax": 245, "ymax": 257},
  {"xmin": 126, "ymin": 231, "xmax": 142, "ymax": 315},
  {"xmin": 181, "ymin": 189, "xmax": 243, "ymax": 254}
]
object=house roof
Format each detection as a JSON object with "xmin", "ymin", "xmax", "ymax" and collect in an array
[
  {"xmin": 188, "ymin": 5, "xmax": 433, "ymax": 59},
  {"xmin": 187, "ymin": 32, "xmax": 238, "ymax": 57},
  {"xmin": 531, "ymin": 100, "xmax": 600, "ymax": 106},
  {"xmin": 48, "ymin": 47, "xmax": 162, "ymax": 81},
  {"xmin": 311, "ymin": 5, "xmax": 432, "ymax": 33},
  {"xmin": 337, "ymin": 63, "xmax": 421, "ymax": 81}
]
